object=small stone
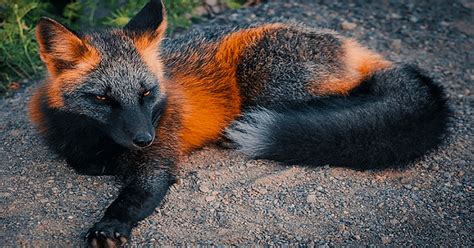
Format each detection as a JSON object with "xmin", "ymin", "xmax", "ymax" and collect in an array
[
  {"xmin": 404, "ymin": 184, "xmax": 412, "ymax": 189},
  {"xmin": 382, "ymin": 236, "xmax": 391, "ymax": 244},
  {"xmin": 338, "ymin": 224, "xmax": 347, "ymax": 232},
  {"xmin": 205, "ymin": 196, "xmax": 216, "ymax": 202},
  {"xmin": 353, "ymin": 234, "xmax": 361, "ymax": 240},
  {"xmin": 199, "ymin": 185, "xmax": 210, "ymax": 193},
  {"xmin": 390, "ymin": 219, "xmax": 399, "ymax": 225},
  {"xmin": 254, "ymin": 187, "xmax": 268, "ymax": 194},
  {"xmin": 440, "ymin": 21, "xmax": 450, "ymax": 26},
  {"xmin": 341, "ymin": 21, "xmax": 357, "ymax": 30},
  {"xmin": 391, "ymin": 39, "xmax": 402, "ymax": 52},
  {"xmin": 67, "ymin": 216, "xmax": 73, "ymax": 219},
  {"xmin": 306, "ymin": 194, "xmax": 317, "ymax": 203},
  {"xmin": 9, "ymin": 129, "xmax": 21, "ymax": 137},
  {"xmin": 390, "ymin": 13, "xmax": 401, "ymax": 19},
  {"xmin": 409, "ymin": 16, "xmax": 418, "ymax": 23},
  {"xmin": 66, "ymin": 183, "xmax": 73, "ymax": 189},
  {"xmin": 0, "ymin": 192, "xmax": 12, "ymax": 198}
]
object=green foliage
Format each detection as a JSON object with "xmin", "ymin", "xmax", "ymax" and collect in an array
[
  {"xmin": 0, "ymin": 0, "xmax": 242, "ymax": 93},
  {"xmin": 0, "ymin": 0, "xmax": 49, "ymax": 93},
  {"xmin": 102, "ymin": 0, "xmax": 149, "ymax": 27},
  {"xmin": 102, "ymin": 0, "xmax": 199, "ymax": 32},
  {"xmin": 224, "ymin": 0, "xmax": 244, "ymax": 9},
  {"xmin": 163, "ymin": 0, "xmax": 199, "ymax": 31}
]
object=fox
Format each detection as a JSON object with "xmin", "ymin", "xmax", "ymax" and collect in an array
[{"xmin": 28, "ymin": 0, "xmax": 448, "ymax": 246}]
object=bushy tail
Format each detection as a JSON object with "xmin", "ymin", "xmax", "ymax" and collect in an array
[{"xmin": 227, "ymin": 65, "xmax": 449, "ymax": 169}]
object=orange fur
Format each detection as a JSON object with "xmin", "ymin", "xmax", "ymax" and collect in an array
[
  {"xmin": 36, "ymin": 19, "xmax": 101, "ymax": 108},
  {"xmin": 28, "ymin": 86, "xmax": 47, "ymax": 133},
  {"xmin": 175, "ymin": 24, "xmax": 283, "ymax": 152},
  {"xmin": 134, "ymin": 24, "xmax": 284, "ymax": 153},
  {"xmin": 45, "ymin": 41, "xmax": 101, "ymax": 108},
  {"xmin": 344, "ymin": 39, "xmax": 392, "ymax": 78},
  {"xmin": 312, "ymin": 39, "xmax": 392, "ymax": 96},
  {"xmin": 131, "ymin": 19, "xmax": 168, "ymax": 85}
]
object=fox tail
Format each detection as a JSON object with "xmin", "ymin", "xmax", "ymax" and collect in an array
[{"xmin": 227, "ymin": 65, "xmax": 449, "ymax": 169}]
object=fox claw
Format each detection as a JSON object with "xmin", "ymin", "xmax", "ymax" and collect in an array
[{"xmin": 86, "ymin": 219, "xmax": 131, "ymax": 248}]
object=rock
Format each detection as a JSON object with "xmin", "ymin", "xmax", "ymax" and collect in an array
[
  {"xmin": 409, "ymin": 16, "xmax": 418, "ymax": 23},
  {"xmin": 390, "ymin": 13, "xmax": 401, "ymax": 19},
  {"xmin": 391, "ymin": 39, "xmax": 402, "ymax": 52},
  {"xmin": 205, "ymin": 196, "xmax": 216, "ymax": 202},
  {"xmin": 306, "ymin": 194, "xmax": 317, "ymax": 203},
  {"xmin": 199, "ymin": 185, "xmax": 210, "ymax": 193},
  {"xmin": 341, "ymin": 21, "xmax": 357, "ymax": 30},
  {"xmin": 382, "ymin": 236, "xmax": 392, "ymax": 244}
]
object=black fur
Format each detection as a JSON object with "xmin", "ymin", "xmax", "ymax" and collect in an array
[
  {"xmin": 39, "ymin": 97, "xmax": 127, "ymax": 175},
  {"xmin": 86, "ymin": 168, "xmax": 174, "ymax": 244},
  {"xmin": 228, "ymin": 65, "xmax": 449, "ymax": 169},
  {"xmin": 123, "ymin": 0, "xmax": 164, "ymax": 36}
]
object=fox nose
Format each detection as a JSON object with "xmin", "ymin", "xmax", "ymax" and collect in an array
[{"xmin": 133, "ymin": 133, "xmax": 154, "ymax": 147}]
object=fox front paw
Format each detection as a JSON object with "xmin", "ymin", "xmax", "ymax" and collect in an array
[{"xmin": 86, "ymin": 219, "xmax": 131, "ymax": 248}]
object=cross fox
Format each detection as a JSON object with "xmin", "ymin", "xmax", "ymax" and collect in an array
[{"xmin": 29, "ymin": 0, "xmax": 448, "ymax": 246}]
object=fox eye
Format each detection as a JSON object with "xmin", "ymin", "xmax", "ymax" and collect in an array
[
  {"xmin": 95, "ymin": 95, "xmax": 108, "ymax": 101},
  {"xmin": 142, "ymin": 90, "xmax": 151, "ymax": 97}
]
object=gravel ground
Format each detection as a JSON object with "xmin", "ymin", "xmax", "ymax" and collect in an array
[{"xmin": 1, "ymin": 0, "xmax": 473, "ymax": 246}]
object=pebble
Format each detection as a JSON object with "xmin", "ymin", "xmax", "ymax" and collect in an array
[
  {"xmin": 0, "ymin": 192, "xmax": 12, "ymax": 197},
  {"xmin": 306, "ymin": 194, "xmax": 317, "ymax": 203},
  {"xmin": 199, "ymin": 185, "xmax": 210, "ymax": 193},
  {"xmin": 391, "ymin": 39, "xmax": 402, "ymax": 51},
  {"xmin": 341, "ymin": 21, "xmax": 357, "ymax": 30},
  {"xmin": 390, "ymin": 13, "xmax": 401, "ymax": 19},
  {"xmin": 382, "ymin": 236, "xmax": 392, "ymax": 244},
  {"xmin": 205, "ymin": 196, "xmax": 216, "ymax": 202},
  {"xmin": 409, "ymin": 16, "xmax": 418, "ymax": 22}
]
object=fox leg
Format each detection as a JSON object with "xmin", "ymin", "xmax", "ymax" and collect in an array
[{"xmin": 86, "ymin": 161, "xmax": 175, "ymax": 247}]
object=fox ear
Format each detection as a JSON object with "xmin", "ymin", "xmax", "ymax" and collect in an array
[
  {"xmin": 124, "ymin": 0, "xmax": 167, "ymax": 45},
  {"xmin": 36, "ymin": 17, "xmax": 97, "ymax": 76}
]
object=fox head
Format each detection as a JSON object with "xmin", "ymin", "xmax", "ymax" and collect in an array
[{"xmin": 32, "ymin": 0, "xmax": 168, "ymax": 149}]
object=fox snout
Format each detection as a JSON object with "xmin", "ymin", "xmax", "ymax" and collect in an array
[
  {"xmin": 133, "ymin": 132, "xmax": 154, "ymax": 148},
  {"xmin": 107, "ymin": 106, "xmax": 156, "ymax": 149}
]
